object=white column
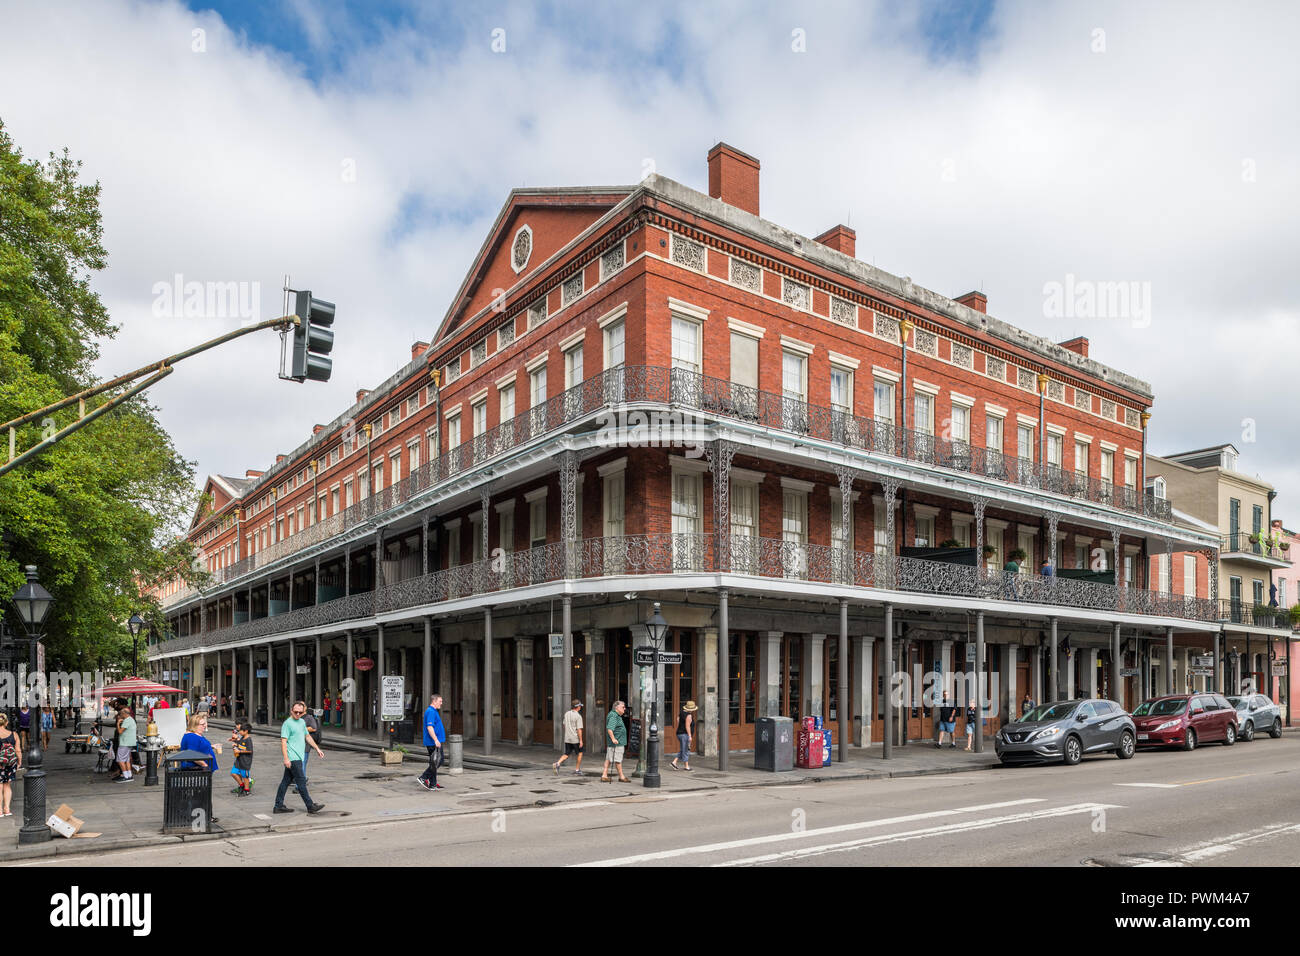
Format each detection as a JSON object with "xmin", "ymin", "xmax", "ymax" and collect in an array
[
  {"xmin": 852, "ymin": 636, "xmax": 874, "ymax": 746},
  {"xmin": 1086, "ymin": 648, "xmax": 1099, "ymax": 699},
  {"xmin": 1003, "ymin": 645, "xmax": 1017, "ymax": 723},
  {"xmin": 702, "ymin": 628, "xmax": 719, "ymax": 757},
  {"xmin": 804, "ymin": 633, "xmax": 826, "ymax": 717},
  {"xmin": 757, "ymin": 632, "xmax": 782, "ymax": 718},
  {"xmin": 1066, "ymin": 647, "xmax": 1076, "ymax": 699}
]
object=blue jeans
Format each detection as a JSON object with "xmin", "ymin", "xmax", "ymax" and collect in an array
[
  {"xmin": 302, "ymin": 747, "xmax": 310, "ymax": 781},
  {"xmin": 676, "ymin": 733, "xmax": 691, "ymax": 764},
  {"xmin": 275, "ymin": 759, "xmax": 313, "ymax": 809}
]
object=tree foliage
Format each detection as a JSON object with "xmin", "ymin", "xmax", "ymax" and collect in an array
[{"xmin": 0, "ymin": 119, "xmax": 203, "ymax": 671}]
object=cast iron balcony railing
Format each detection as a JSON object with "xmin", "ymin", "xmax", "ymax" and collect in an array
[
  {"xmin": 165, "ymin": 365, "xmax": 1177, "ymax": 610},
  {"xmin": 153, "ymin": 532, "xmax": 1224, "ymax": 654},
  {"xmin": 1217, "ymin": 597, "xmax": 1294, "ymax": 629},
  {"xmin": 1221, "ymin": 532, "xmax": 1290, "ymax": 563}
]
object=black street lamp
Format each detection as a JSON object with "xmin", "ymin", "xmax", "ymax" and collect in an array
[
  {"xmin": 12, "ymin": 566, "xmax": 53, "ymax": 845},
  {"xmin": 643, "ymin": 602, "xmax": 668, "ymax": 790},
  {"xmin": 127, "ymin": 613, "xmax": 144, "ymax": 713}
]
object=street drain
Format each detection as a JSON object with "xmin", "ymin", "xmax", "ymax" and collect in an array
[{"xmin": 529, "ymin": 789, "xmax": 557, "ymax": 794}]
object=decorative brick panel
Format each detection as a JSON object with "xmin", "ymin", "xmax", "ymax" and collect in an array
[
  {"xmin": 730, "ymin": 257, "xmax": 761, "ymax": 291},
  {"xmin": 562, "ymin": 273, "xmax": 584, "ymax": 306},
  {"xmin": 782, "ymin": 278, "xmax": 810, "ymax": 311},
  {"xmin": 951, "ymin": 342, "xmax": 973, "ymax": 369},
  {"xmin": 830, "ymin": 296, "xmax": 856, "ymax": 326},
  {"xmin": 671, "ymin": 235, "xmax": 707, "ymax": 272}
]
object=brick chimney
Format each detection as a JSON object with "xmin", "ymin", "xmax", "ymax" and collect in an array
[
  {"xmin": 1059, "ymin": 336, "xmax": 1089, "ymax": 358},
  {"xmin": 707, "ymin": 143, "xmax": 760, "ymax": 217},
  {"xmin": 312, "ymin": 424, "xmax": 324, "ymax": 435},
  {"xmin": 411, "ymin": 341, "xmax": 430, "ymax": 360},
  {"xmin": 356, "ymin": 388, "xmax": 371, "ymax": 404},
  {"xmin": 275, "ymin": 455, "xmax": 287, "ymax": 464},
  {"xmin": 814, "ymin": 224, "xmax": 856, "ymax": 257},
  {"xmin": 245, "ymin": 469, "xmax": 263, "ymax": 479},
  {"xmin": 956, "ymin": 291, "xmax": 987, "ymax": 314}
]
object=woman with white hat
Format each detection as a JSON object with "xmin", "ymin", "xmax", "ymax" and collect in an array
[{"xmin": 671, "ymin": 700, "xmax": 698, "ymax": 772}]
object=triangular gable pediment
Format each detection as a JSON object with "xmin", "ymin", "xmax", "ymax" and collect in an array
[
  {"xmin": 189, "ymin": 475, "xmax": 242, "ymax": 532},
  {"xmin": 434, "ymin": 187, "xmax": 630, "ymax": 347}
]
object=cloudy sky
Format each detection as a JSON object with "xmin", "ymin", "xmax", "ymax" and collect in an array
[{"xmin": 2, "ymin": 0, "xmax": 1297, "ymax": 523}]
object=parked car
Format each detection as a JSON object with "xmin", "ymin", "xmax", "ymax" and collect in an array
[
  {"xmin": 1131, "ymin": 693, "xmax": 1237, "ymax": 750},
  {"xmin": 996, "ymin": 699, "xmax": 1136, "ymax": 766},
  {"xmin": 1226, "ymin": 694, "xmax": 1283, "ymax": 741}
]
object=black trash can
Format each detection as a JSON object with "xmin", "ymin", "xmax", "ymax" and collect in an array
[
  {"xmin": 163, "ymin": 750, "xmax": 214, "ymax": 834},
  {"xmin": 388, "ymin": 719, "xmax": 415, "ymax": 744},
  {"xmin": 256, "ymin": 705, "xmax": 268, "ymax": 725},
  {"xmin": 754, "ymin": 716, "xmax": 794, "ymax": 772}
]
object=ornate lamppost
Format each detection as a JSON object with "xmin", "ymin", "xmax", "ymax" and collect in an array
[
  {"xmin": 643, "ymin": 603, "xmax": 668, "ymax": 789},
  {"xmin": 12, "ymin": 566, "xmax": 53, "ymax": 845}
]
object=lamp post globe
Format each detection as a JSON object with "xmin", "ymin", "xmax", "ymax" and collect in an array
[
  {"xmin": 643, "ymin": 603, "xmax": 668, "ymax": 789},
  {"xmin": 10, "ymin": 566, "xmax": 52, "ymax": 845}
]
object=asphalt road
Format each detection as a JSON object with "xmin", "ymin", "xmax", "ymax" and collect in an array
[{"xmin": 15, "ymin": 737, "xmax": 1300, "ymax": 867}]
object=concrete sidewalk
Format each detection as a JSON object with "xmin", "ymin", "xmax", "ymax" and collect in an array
[{"xmin": 0, "ymin": 724, "xmax": 1000, "ymax": 863}]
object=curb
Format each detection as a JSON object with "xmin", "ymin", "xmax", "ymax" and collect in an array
[{"xmin": 0, "ymin": 756, "xmax": 1002, "ymax": 862}]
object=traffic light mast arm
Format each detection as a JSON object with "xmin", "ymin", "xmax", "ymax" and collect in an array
[
  {"xmin": 1, "ymin": 314, "xmax": 297, "ymax": 433},
  {"xmin": 0, "ymin": 365, "xmax": 175, "ymax": 478}
]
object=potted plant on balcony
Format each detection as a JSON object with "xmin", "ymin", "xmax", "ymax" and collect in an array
[
  {"xmin": 1290, "ymin": 603, "xmax": 1300, "ymax": 627},
  {"xmin": 939, "ymin": 539, "xmax": 961, "ymax": 549},
  {"xmin": 1009, "ymin": 548, "xmax": 1028, "ymax": 565},
  {"xmin": 981, "ymin": 545, "xmax": 996, "ymax": 558},
  {"xmin": 1249, "ymin": 532, "xmax": 1262, "ymax": 545}
]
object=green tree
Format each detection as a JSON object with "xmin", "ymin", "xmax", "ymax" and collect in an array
[{"xmin": 0, "ymin": 119, "xmax": 204, "ymax": 672}]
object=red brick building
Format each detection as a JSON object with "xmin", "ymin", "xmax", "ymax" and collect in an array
[{"xmin": 149, "ymin": 144, "xmax": 1228, "ymax": 757}]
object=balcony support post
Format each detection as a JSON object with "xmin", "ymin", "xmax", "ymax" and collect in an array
[
  {"xmin": 375, "ymin": 531, "xmax": 385, "ymax": 592},
  {"xmin": 972, "ymin": 495, "xmax": 988, "ymax": 574},
  {"xmin": 706, "ymin": 440, "xmax": 736, "ymax": 573},
  {"xmin": 1049, "ymin": 617, "xmax": 1059, "ymax": 701},
  {"xmin": 422, "ymin": 513, "xmax": 430, "ymax": 577},
  {"xmin": 483, "ymin": 606, "xmax": 494, "ymax": 756},
  {"xmin": 481, "ymin": 485, "xmax": 491, "ymax": 593},
  {"xmin": 882, "ymin": 603, "xmax": 894, "ymax": 760},
  {"xmin": 1112, "ymin": 623, "xmax": 1123, "ymax": 708},
  {"xmin": 376, "ymin": 623, "xmax": 385, "ymax": 743},
  {"xmin": 1166, "ymin": 627, "xmax": 1174, "ymax": 694},
  {"xmin": 834, "ymin": 466, "xmax": 856, "ymax": 584},
  {"xmin": 560, "ymin": 450, "xmax": 577, "ymax": 578},
  {"xmin": 718, "ymin": 588, "xmax": 729, "ymax": 769},
  {"xmin": 974, "ymin": 611, "xmax": 985, "ymax": 754},
  {"xmin": 882, "ymin": 479, "xmax": 902, "ymax": 587}
]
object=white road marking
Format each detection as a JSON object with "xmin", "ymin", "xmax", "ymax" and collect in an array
[
  {"xmin": 571, "ymin": 799, "xmax": 1046, "ymax": 867},
  {"xmin": 718, "ymin": 803, "xmax": 1121, "ymax": 866},
  {"xmin": 1132, "ymin": 822, "xmax": 1300, "ymax": 867},
  {"xmin": 1115, "ymin": 783, "xmax": 1180, "ymax": 789}
]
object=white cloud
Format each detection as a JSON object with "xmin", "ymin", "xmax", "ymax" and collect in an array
[{"xmin": 1, "ymin": 0, "xmax": 1296, "ymax": 521}]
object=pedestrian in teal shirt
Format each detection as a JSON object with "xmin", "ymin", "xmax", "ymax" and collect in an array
[
  {"xmin": 273, "ymin": 701, "xmax": 325, "ymax": 814},
  {"xmin": 601, "ymin": 700, "xmax": 630, "ymax": 783}
]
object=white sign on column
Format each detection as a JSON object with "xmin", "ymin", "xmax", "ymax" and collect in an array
[{"xmin": 381, "ymin": 675, "xmax": 405, "ymax": 723}]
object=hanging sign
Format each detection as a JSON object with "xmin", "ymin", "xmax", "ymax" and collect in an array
[
  {"xmin": 354, "ymin": 658, "xmax": 375, "ymax": 672},
  {"xmin": 548, "ymin": 633, "xmax": 565, "ymax": 659}
]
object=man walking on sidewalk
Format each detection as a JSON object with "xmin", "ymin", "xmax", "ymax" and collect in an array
[
  {"xmin": 601, "ymin": 700, "xmax": 629, "ymax": 783},
  {"xmin": 420, "ymin": 693, "xmax": 445, "ymax": 791},
  {"xmin": 553, "ymin": 699, "xmax": 584, "ymax": 775},
  {"xmin": 274, "ymin": 701, "xmax": 325, "ymax": 814}
]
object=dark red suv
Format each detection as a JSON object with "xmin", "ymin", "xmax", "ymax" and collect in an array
[{"xmin": 1131, "ymin": 693, "xmax": 1238, "ymax": 750}]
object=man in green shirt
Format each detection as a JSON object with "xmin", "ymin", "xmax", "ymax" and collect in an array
[
  {"xmin": 601, "ymin": 700, "xmax": 630, "ymax": 783},
  {"xmin": 273, "ymin": 700, "xmax": 325, "ymax": 814},
  {"xmin": 114, "ymin": 707, "xmax": 137, "ymax": 782}
]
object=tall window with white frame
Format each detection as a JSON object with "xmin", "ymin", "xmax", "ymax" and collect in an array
[
  {"xmin": 830, "ymin": 365, "xmax": 853, "ymax": 442},
  {"xmin": 529, "ymin": 364, "xmax": 547, "ymax": 433},
  {"xmin": 949, "ymin": 401, "xmax": 971, "ymax": 453},
  {"xmin": 602, "ymin": 468, "xmax": 625, "ymax": 573},
  {"xmin": 781, "ymin": 351, "xmax": 808, "ymax": 432},
  {"xmin": 671, "ymin": 468, "xmax": 702, "ymax": 571},
  {"xmin": 731, "ymin": 479, "xmax": 758, "ymax": 573},
  {"xmin": 563, "ymin": 340, "xmax": 583, "ymax": 419},
  {"xmin": 873, "ymin": 378, "xmax": 895, "ymax": 450},
  {"xmin": 730, "ymin": 331, "xmax": 759, "ymax": 418},
  {"xmin": 782, "ymin": 487, "xmax": 809, "ymax": 579},
  {"xmin": 499, "ymin": 384, "xmax": 515, "ymax": 444},
  {"xmin": 671, "ymin": 314, "xmax": 702, "ymax": 404},
  {"xmin": 831, "ymin": 489, "xmax": 853, "ymax": 583},
  {"xmin": 498, "ymin": 505, "xmax": 515, "ymax": 588},
  {"xmin": 603, "ymin": 317, "xmax": 626, "ymax": 401},
  {"xmin": 528, "ymin": 497, "xmax": 546, "ymax": 584},
  {"xmin": 985, "ymin": 414, "xmax": 1004, "ymax": 476}
]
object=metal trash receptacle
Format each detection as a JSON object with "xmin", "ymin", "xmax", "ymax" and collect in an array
[
  {"xmin": 754, "ymin": 716, "xmax": 794, "ymax": 772},
  {"xmin": 163, "ymin": 750, "xmax": 214, "ymax": 834}
]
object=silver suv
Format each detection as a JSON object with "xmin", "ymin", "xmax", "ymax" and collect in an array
[
  {"xmin": 996, "ymin": 699, "xmax": 1137, "ymax": 766},
  {"xmin": 1225, "ymin": 694, "xmax": 1283, "ymax": 741}
]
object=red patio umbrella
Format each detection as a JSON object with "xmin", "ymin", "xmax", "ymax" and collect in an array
[{"xmin": 93, "ymin": 676, "xmax": 185, "ymax": 697}]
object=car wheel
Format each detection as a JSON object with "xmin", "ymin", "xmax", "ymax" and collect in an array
[
  {"xmin": 1183, "ymin": 728, "xmax": 1197, "ymax": 752},
  {"xmin": 1270, "ymin": 718, "xmax": 1283, "ymax": 739},
  {"xmin": 1224, "ymin": 723, "xmax": 1236, "ymax": 746},
  {"xmin": 1241, "ymin": 720, "xmax": 1254, "ymax": 742},
  {"xmin": 1116, "ymin": 730, "xmax": 1135, "ymax": 759},
  {"xmin": 1063, "ymin": 735, "xmax": 1082, "ymax": 766}
]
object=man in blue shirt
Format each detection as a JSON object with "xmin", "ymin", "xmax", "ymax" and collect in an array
[{"xmin": 420, "ymin": 693, "xmax": 446, "ymax": 791}]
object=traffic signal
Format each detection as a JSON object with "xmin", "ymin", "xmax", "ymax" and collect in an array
[{"xmin": 290, "ymin": 290, "xmax": 335, "ymax": 382}]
